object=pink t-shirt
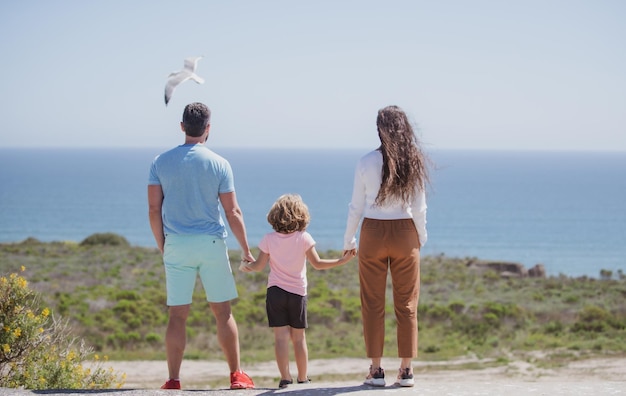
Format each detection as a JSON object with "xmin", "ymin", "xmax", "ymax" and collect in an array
[{"xmin": 258, "ymin": 230, "xmax": 316, "ymax": 296}]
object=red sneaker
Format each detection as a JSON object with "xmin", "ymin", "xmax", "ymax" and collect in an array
[
  {"xmin": 230, "ymin": 370, "xmax": 255, "ymax": 389},
  {"xmin": 161, "ymin": 379, "xmax": 181, "ymax": 389}
]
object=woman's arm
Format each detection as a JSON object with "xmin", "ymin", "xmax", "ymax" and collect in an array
[
  {"xmin": 306, "ymin": 246, "xmax": 355, "ymax": 270},
  {"xmin": 343, "ymin": 157, "xmax": 367, "ymax": 250},
  {"xmin": 411, "ymin": 188, "xmax": 427, "ymax": 248}
]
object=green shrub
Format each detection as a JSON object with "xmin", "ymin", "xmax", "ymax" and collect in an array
[
  {"xmin": 145, "ymin": 332, "xmax": 162, "ymax": 344},
  {"xmin": 2, "ymin": 241, "xmax": 625, "ymax": 361},
  {"xmin": 423, "ymin": 303, "xmax": 454, "ymax": 321},
  {"xmin": 453, "ymin": 317, "xmax": 490, "ymax": 345},
  {"xmin": 571, "ymin": 305, "xmax": 616, "ymax": 333},
  {"xmin": 483, "ymin": 312, "xmax": 500, "ymax": 328},
  {"xmin": 448, "ymin": 301, "xmax": 465, "ymax": 314},
  {"xmin": 0, "ymin": 267, "xmax": 125, "ymax": 389},
  {"xmin": 80, "ymin": 233, "xmax": 130, "ymax": 247},
  {"xmin": 423, "ymin": 345, "xmax": 440, "ymax": 353},
  {"xmin": 543, "ymin": 320, "xmax": 564, "ymax": 335}
]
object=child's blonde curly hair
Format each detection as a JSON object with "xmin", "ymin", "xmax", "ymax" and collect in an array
[{"xmin": 267, "ymin": 194, "xmax": 310, "ymax": 234}]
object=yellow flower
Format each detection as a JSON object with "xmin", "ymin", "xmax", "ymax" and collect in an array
[
  {"xmin": 38, "ymin": 327, "xmax": 44, "ymax": 333},
  {"xmin": 41, "ymin": 308, "xmax": 50, "ymax": 317},
  {"xmin": 2, "ymin": 344, "xmax": 10, "ymax": 353},
  {"xmin": 18, "ymin": 278, "xmax": 28, "ymax": 288},
  {"xmin": 3, "ymin": 326, "xmax": 9, "ymax": 333},
  {"xmin": 115, "ymin": 373, "xmax": 128, "ymax": 388},
  {"xmin": 20, "ymin": 265, "xmax": 26, "ymax": 272},
  {"xmin": 13, "ymin": 328, "xmax": 21, "ymax": 337},
  {"xmin": 39, "ymin": 377, "xmax": 46, "ymax": 385},
  {"xmin": 67, "ymin": 350, "xmax": 77, "ymax": 361},
  {"xmin": 94, "ymin": 354, "xmax": 100, "ymax": 360}
]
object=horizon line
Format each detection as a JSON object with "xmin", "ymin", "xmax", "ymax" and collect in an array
[{"xmin": 1, "ymin": 146, "xmax": 625, "ymax": 154}]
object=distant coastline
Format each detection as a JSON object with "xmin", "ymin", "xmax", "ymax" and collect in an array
[{"xmin": 0, "ymin": 148, "xmax": 625, "ymax": 277}]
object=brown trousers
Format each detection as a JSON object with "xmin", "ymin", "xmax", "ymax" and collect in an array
[{"xmin": 358, "ymin": 218, "xmax": 421, "ymax": 358}]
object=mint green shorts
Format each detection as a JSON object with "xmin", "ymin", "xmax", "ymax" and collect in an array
[{"xmin": 163, "ymin": 234, "xmax": 238, "ymax": 306}]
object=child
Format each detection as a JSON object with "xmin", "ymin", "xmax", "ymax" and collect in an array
[{"xmin": 240, "ymin": 194, "xmax": 354, "ymax": 389}]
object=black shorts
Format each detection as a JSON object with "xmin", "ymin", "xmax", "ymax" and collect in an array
[{"xmin": 266, "ymin": 286, "xmax": 308, "ymax": 329}]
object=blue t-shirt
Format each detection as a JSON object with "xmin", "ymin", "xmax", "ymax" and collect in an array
[{"xmin": 148, "ymin": 144, "xmax": 234, "ymax": 237}]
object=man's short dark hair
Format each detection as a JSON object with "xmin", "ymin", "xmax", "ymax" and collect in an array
[{"xmin": 182, "ymin": 102, "xmax": 211, "ymax": 137}]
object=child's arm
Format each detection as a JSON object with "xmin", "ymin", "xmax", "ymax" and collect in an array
[
  {"xmin": 306, "ymin": 246, "xmax": 355, "ymax": 270},
  {"xmin": 240, "ymin": 250, "xmax": 269, "ymax": 272}
]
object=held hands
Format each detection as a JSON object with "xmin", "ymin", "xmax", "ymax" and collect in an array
[
  {"xmin": 343, "ymin": 249, "xmax": 357, "ymax": 258},
  {"xmin": 341, "ymin": 249, "xmax": 357, "ymax": 263},
  {"xmin": 239, "ymin": 260, "xmax": 254, "ymax": 272},
  {"xmin": 239, "ymin": 250, "xmax": 256, "ymax": 273},
  {"xmin": 241, "ymin": 250, "xmax": 255, "ymax": 263}
]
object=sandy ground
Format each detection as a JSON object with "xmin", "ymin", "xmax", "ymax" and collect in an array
[
  {"xmin": 109, "ymin": 355, "xmax": 626, "ymax": 389},
  {"xmin": 2, "ymin": 356, "xmax": 625, "ymax": 395}
]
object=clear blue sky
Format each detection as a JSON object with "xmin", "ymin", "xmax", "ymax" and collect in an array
[{"xmin": 1, "ymin": 1, "xmax": 624, "ymax": 151}]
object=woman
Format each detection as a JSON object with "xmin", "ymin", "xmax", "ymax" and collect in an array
[{"xmin": 343, "ymin": 105, "xmax": 429, "ymax": 388}]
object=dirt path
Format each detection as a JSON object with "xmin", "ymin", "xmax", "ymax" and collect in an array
[
  {"xmin": 2, "ymin": 356, "xmax": 625, "ymax": 396},
  {"xmin": 109, "ymin": 355, "xmax": 626, "ymax": 389}
]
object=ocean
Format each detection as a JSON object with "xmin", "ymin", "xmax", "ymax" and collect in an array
[{"xmin": 0, "ymin": 147, "xmax": 624, "ymax": 278}]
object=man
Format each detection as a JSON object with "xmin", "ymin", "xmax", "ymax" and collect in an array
[{"xmin": 148, "ymin": 102, "xmax": 255, "ymax": 390}]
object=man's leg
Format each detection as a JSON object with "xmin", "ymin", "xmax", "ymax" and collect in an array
[
  {"xmin": 210, "ymin": 301, "xmax": 241, "ymax": 373},
  {"xmin": 165, "ymin": 304, "xmax": 191, "ymax": 380}
]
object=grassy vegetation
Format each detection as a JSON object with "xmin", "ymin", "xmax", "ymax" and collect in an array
[
  {"xmin": 1, "ymin": 235, "xmax": 625, "ymax": 366},
  {"xmin": 0, "ymin": 265, "xmax": 126, "ymax": 389}
]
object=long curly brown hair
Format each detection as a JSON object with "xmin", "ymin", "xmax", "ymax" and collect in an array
[
  {"xmin": 267, "ymin": 194, "xmax": 311, "ymax": 234},
  {"xmin": 375, "ymin": 105, "xmax": 430, "ymax": 206}
]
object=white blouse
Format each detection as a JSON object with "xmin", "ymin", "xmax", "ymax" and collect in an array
[{"xmin": 343, "ymin": 149, "xmax": 427, "ymax": 250}]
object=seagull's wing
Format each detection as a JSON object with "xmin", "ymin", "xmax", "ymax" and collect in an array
[
  {"xmin": 184, "ymin": 56, "xmax": 202, "ymax": 72},
  {"xmin": 189, "ymin": 73, "xmax": 205, "ymax": 84},
  {"xmin": 164, "ymin": 70, "xmax": 192, "ymax": 105},
  {"xmin": 167, "ymin": 70, "xmax": 192, "ymax": 86},
  {"xmin": 165, "ymin": 80, "xmax": 176, "ymax": 105}
]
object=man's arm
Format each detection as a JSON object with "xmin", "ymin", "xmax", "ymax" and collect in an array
[
  {"xmin": 148, "ymin": 185, "xmax": 165, "ymax": 254},
  {"xmin": 219, "ymin": 191, "xmax": 254, "ymax": 262}
]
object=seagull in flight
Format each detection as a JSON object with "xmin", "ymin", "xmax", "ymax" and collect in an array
[{"xmin": 164, "ymin": 56, "xmax": 205, "ymax": 106}]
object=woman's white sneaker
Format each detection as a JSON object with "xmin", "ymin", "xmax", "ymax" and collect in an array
[
  {"xmin": 364, "ymin": 366, "xmax": 386, "ymax": 387},
  {"xmin": 395, "ymin": 368, "xmax": 414, "ymax": 387}
]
